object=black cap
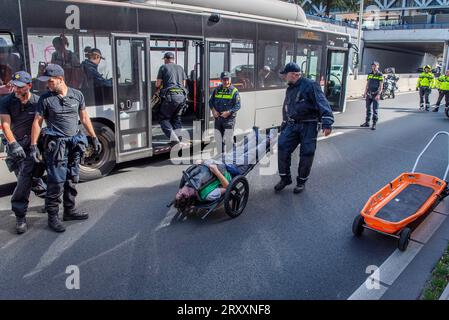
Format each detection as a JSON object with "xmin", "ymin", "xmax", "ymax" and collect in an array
[
  {"xmin": 163, "ymin": 52, "xmax": 175, "ymax": 59},
  {"xmin": 220, "ymin": 71, "xmax": 231, "ymax": 79},
  {"xmin": 11, "ymin": 71, "xmax": 32, "ymax": 87},
  {"xmin": 37, "ymin": 64, "xmax": 65, "ymax": 81},
  {"xmin": 280, "ymin": 62, "xmax": 301, "ymax": 74},
  {"xmin": 90, "ymin": 48, "xmax": 105, "ymax": 60}
]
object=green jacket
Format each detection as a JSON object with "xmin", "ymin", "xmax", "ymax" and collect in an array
[
  {"xmin": 437, "ymin": 75, "xmax": 449, "ymax": 91},
  {"xmin": 417, "ymin": 72, "xmax": 435, "ymax": 89}
]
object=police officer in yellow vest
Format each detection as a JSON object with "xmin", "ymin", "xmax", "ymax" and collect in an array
[
  {"xmin": 209, "ymin": 71, "xmax": 241, "ymax": 152},
  {"xmin": 361, "ymin": 61, "xmax": 383, "ymax": 130},
  {"xmin": 416, "ymin": 65, "xmax": 435, "ymax": 111},
  {"xmin": 433, "ymin": 69, "xmax": 449, "ymax": 113},
  {"xmin": 433, "ymin": 69, "xmax": 449, "ymax": 112}
]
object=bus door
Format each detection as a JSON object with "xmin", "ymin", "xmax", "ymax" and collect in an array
[
  {"xmin": 326, "ymin": 50, "xmax": 348, "ymax": 112},
  {"xmin": 205, "ymin": 40, "xmax": 231, "ymax": 142},
  {"xmin": 112, "ymin": 35, "xmax": 152, "ymax": 163}
]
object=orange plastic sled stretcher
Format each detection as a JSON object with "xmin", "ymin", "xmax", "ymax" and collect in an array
[{"xmin": 352, "ymin": 131, "xmax": 449, "ymax": 251}]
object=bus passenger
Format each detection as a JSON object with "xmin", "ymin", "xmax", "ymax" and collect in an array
[
  {"xmin": 80, "ymin": 48, "xmax": 112, "ymax": 89},
  {"xmin": 154, "ymin": 52, "xmax": 188, "ymax": 147}
]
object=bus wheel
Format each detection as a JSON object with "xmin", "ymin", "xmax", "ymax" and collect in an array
[{"xmin": 80, "ymin": 122, "xmax": 116, "ymax": 181}]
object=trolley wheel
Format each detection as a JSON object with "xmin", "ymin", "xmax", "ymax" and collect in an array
[
  {"xmin": 398, "ymin": 227, "xmax": 411, "ymax": 251},
  {"xmin": 224, "ymin": 176, "xmax": 249, "ymax": 218},
  {"xmin": 352, "ymin": 215, "xmax": 365, "ymax": 237}
]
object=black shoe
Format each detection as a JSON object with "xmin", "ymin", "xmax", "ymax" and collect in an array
[
  {"xmin": 360, "ymin": 122, "xmax": 370, "ymax": 128},
  {"xmin": 63, "ymin": 208, "xmax": 89, "ymax": 221},
  {"xmin": 16, "ymin": 217, "xmax": 27, "ymax": 234},
  {"xmin": 433, "ymin": 107, "xmax": 439, "ymax": 112},
  {"xmin": 48, "ymin": 215, "xmax": 66, "ymax": 233},
  {"xmin": 371, "ymin": 123, "xmax": 376, "ymax": 130},
  {"xmin": 274, "ymin": 177, "xmax": 292, "ymax": 192},
  {"xmin": 293, "ymin": 183, "xmax": 305, "ymax": 194}
]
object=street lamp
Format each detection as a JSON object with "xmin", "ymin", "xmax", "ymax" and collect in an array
[{"xmin": 355, "ymin": 0, "xmax": 364, "ymax": 79}]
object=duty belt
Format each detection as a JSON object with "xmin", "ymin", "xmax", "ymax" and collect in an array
[{"xmin": 287, "ymin": 118, "xmax": 318, "ymax": 124}]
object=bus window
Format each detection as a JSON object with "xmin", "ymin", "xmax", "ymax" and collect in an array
[
  {"xmin": 231, "ymin": 40, "xmax": 255, "ymax": 92},
  {"xmin": 257, "ymin": 40, "xmax": 292, "ymax": 89},
  {"xmin": 296, "ymin": 43, "xmax": 322, "ymax": 82},
  {"xmin": 0, "ymin": 33, "xmax": 23, "ymax": 96},
  {"xmin": 78, "ymin": 34, "xmax": 113, "ymax": 106},
  {"xmin": 27, "ymin": 32, "xmax": 82, "ymax": 92},
  {"xmin": 116, "ymin": 39, "xmax": 133, "ymax": 85}
]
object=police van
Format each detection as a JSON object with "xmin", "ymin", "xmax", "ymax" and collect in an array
[{"xmin": 0, "ymin": 0, "xmax": 352, "ymax": 180}]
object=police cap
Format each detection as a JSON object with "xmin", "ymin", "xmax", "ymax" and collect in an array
[
  {"xmin": 163, "ymin": 52, "xmax": 175, "ymax": 59},
  {"xmin": 11, "ymin": 71, "xmax": 32, "ymax": 87},
  {"xmin": 220, "ymin": 71, "xmax": 231, "ymax": 79},
  {"xmin": 280, "ymin": 62, "xmax": 301, "ymax": 74},
  {"xmin": 37, "ymin": 64, "xmax": 65, "ymax": 81},
  {"xmin": 90, "ymin": 48, "xmax": 105, "ymax": 60}
]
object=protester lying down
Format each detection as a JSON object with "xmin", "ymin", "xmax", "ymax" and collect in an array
[{"xmin": 174, "ymin": 130, "xmax": 274, "ymax": 211}]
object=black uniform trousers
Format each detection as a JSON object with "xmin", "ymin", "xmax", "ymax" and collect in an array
[
  {"xmin": 44, "ymin": 136, "xmax": 85, "ymax": 216},
  {"xmin": 5, "ymin": 141, "xmax": 46, "ymax": 218},
  {"xmin": 278, "ymin": 121, "xmax": 318, "ymax": 185},
  {"xmin": 365, "ymin": 93, "xmax": 379, "ymax": 124},
  {"xmin": 158, "ymin": 91, "xmax": 186, "ymax": 141},
  {"xmin": 419, "ymin": 87, "xmax": 431, "ymax": 110},
  {"xmin": 214, "ymin": 116, "xmax": 236, "ymax": 154}
]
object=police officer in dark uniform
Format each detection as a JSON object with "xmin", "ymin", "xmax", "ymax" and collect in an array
[
  {"xmin": 80, "ymin": 48, "xmax": 112, "ymax": 89},
  {"xmin": 275, "ymin": 62, "xmax": 334, "ymax": 194},
  {"xmin": 0, "ymin": 71, "xmax": 46, "ymax": 234},
  {"xmin": 30, "ymin": 64, "xmax": 101, "ymax": 233},
  {"xmin": 154, "ymin": 52, "xmax": 188, "ymax": 146},
  {"xmin": 209, "ymin": 71, "xmax": 241, "ymax": 152},
  {"xmin": 361, "ymin": 61, "xmax": 383, "ymax": 130}
]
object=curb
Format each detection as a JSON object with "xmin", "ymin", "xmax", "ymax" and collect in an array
[{"xmin": 440, "ymin": 283, "xmax": 449, "ymax": 300}]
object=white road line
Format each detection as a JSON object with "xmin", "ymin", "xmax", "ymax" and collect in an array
[
  {"xmin": 317, "ymin": 131, "xmax": 344, "ymax": 141},
  {"xmin": 51, "ymin": 234, "xmax": 138, "ymax": 279},
  {"xmin": 23, "ymin": 205, "xmax": 109, "ymax": 279},
  {"xmin": 347, "ymin": 205, "xmax": 448, "ymax": 300},
  {"xmin": 155, "ymin": 206, "xmax": 180, "ymax": 231}
]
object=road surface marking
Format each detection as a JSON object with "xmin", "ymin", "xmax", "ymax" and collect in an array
[
  {"xmin": 318, "ymin": 131, "xmax": 344, "ymax": 141},
  {"xmin": 348, "ymin": 206, "xmax": 448, "ymax": 300}
]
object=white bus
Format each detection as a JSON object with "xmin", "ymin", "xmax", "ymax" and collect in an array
[{"xmin": 0, "ymin": 0, "xmax": 352, "ymax": 180}]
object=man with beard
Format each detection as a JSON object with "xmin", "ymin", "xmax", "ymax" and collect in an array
[
  {"xmin": 30, "ymin": 64, "xmax": 101, "ymax": 232},
  {"xmin": 0, "ymin": 71, "xmax": 46, "ymax": 234}
]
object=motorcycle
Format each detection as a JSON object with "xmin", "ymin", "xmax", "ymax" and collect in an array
[{"xmin": 380, "ymin": 74, "xmax": 399, "ymax": 100}]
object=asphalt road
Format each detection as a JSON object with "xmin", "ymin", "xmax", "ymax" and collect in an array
[{"xmin": 0, "ymin": 91, "xmax": 448, "ymax": 299}]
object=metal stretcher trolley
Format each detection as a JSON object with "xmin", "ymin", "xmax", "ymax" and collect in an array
[
  {"xmin": 168, "ymin": 129, "xmax": 271, "ymax": 221},
  {"xmin": 352, "ymin": 131, "xmax": 449, "ymax": 251}
]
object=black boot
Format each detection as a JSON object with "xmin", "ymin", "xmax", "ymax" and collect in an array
[
  {"xmin": 274, "ymin": 176, "xmax": 292, "ymax": 192},
  {"xmin": 63, "ymin": 208, "xmax": 89, "ymax": 221},
  {"xmin": 371, "ymin": 122, "xmax": 376, "ymax": 130},
  {"xmin": 433, "ymin": 107, "xmax": 439, "ymax": 112},
  {"xmin": 48, "ymin": 214, "xmax": 66, "ymax": 233},
  {"xmin": 360, "ymin": 122, "xmax": 370, "ymax": 128},
  {"xmin": 15, "ymin": 216, "xmax": 27, "ymax": 234},
  {"xmin": 293, "ymin": 183, "xmax": 305, "ymax": 194}
]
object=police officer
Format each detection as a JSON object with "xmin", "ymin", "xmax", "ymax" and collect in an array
[
  {"xmin": 360, "ymin": 61, "xmax": 383, "ymax": 130},
  {"xmin": 30, "ymin": 64, "xmax": 101, "ymax": 233},
  {"xmin": 433, "ymin": 69, "xmax": 449, "ymax": 112},
  {"xmin": 433, "ymin": 69, "xmax": 449, "ymax": 113},
  {"xmin": 209, "ymin": 71, "xmax": 241, "ymax": 152},
  {"xmin": 80, "ymin": 48, "xmax": 112, "ymax": 89},
  {"xmin": 0, "ymin": 71, "xmax": 47, "ymax": 234},
  {"xmin": 416, "ymin": 65, "xmax": 435, "ymax": 111},
  {"xmin": 275, "ymin": 62, "xmax": 334, "ymax": 194},
  {"xmin": 154, "ymin": 52, "xmax": 188, "ymax": 146}
]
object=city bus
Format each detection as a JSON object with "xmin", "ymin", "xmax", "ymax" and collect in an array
[{"xmin": 0, "ymin": 0, "xmax": 352, "ymax": 180}]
